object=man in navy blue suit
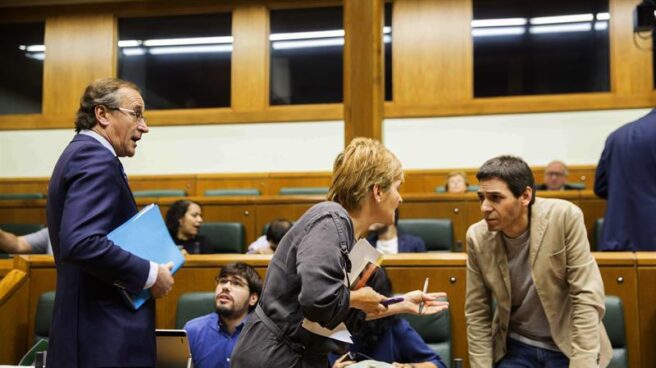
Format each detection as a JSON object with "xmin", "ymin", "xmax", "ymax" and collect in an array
[
  {"xmin": 46, "ymin": 78, "xmax": 174, "ymax": 367},
  {"xmin": 367, "ymin": 209, "xmax": 426, "ymax": 253},
  {"xmin": 595, "ymin": 109, "xmax": 656, "ymax": 251}
]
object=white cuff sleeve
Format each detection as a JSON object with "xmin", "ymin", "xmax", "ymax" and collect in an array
[{"xmin": 144, "ymin": 261, "xmax": 158, "ymax": 289}]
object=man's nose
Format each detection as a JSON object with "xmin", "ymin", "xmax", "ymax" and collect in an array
[{"xmin": 138, "ymin": 119, "xmax": 149, "ymax": 133}]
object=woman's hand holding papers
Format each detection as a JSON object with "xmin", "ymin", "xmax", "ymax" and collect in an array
[{"xmin": 350, "ymin": 286, "xmax": 387, "ymax": 314}]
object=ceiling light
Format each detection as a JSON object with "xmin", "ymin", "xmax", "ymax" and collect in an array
[
  {"xmin": 270, "ymin": 29, "xmax": 344, "ymax": 41},
  {"xmin": 148, "ymin": 44, "xmax": 233, "ymax": 54},
  {"xmin": 529, "ymin": 23, "xmax": 592, "ymax": 34},
  {"xmin": 471, "ymin": 27, "xmax": 525, "ymax": 37},
  {"xmin": 143, "ymin": 36, "xmax": 233, "ymax": 47},
  {"xmin": 272, "ymin": 38, "xmax": 344, "ymax": 50},
  {"xmin": 471, "ymin": 18, "xmax": 527, "ymax": 27},
  {"xmin": 530, "ymin": 13, "xmax": 594, "ymax": 25}
]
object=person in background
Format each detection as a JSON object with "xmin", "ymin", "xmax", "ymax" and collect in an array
[
  {"xmin": 465, "ymin": 155, "xmax": 611, "ymax": 368},
  {"xmin": 184, "ymin": 262, "xmax": 262, "ymax": 368},
  {"xmin": 0, "ymin": 227, "xmax": 52, "ymax": 254},
  {"xmin": 535, "ymin": 160, "xmax": 579, "ymax": 191},
  {"xmin": 444, "ymin": 171, "xmax": 468, "ymax": 193},
  {"xmin": 249, "ymin": 219, "xmax": 293, "ymax": 254},
  {"xmin": 165, "ymin": 199, "xmax": 211, "ymax": 254},
  {"xmin": 595, "ymin": 109, "xmax": 656, "ymax": 251},
  {"xmin": 367, "ymin": 209, "xmax": 426, "ymax": 254},
  {"xmin": 231, "ymin": 138, "xmax": 449, "ymax": 368},
  {"xmin": 330, "ymin": 268, "xmax": 446, "ymax": 368}
]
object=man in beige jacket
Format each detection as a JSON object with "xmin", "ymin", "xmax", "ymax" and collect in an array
[{"xmin": 465, "ymin": 155, "xmax": 612, "ymax": 368}]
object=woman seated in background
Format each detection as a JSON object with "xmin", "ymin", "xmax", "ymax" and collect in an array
[
  {"xmin": 444, "ymin": 171, "xmax": 468, "ymax": 194},
  {"xmin": 330, "ymin": 269, "xmax": 446, "ymax": 368},
  {"xmin": 367, "ymin": 209, "xmax": 426, "ymax": 254},
  {"xmin": 165, "ymin": 199, "xmax": 211, "ymax": 254}
]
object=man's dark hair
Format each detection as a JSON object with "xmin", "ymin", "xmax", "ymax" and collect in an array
[
  {"xmin": 265, "ymin": 219, "xmax": 293, "ymax": 251},
  {"xmin": 75, "ymin": 78, "xmax": 140, "ymax": 133},
  {"xmin": 165, "ymin": 200, "xmax": 197, "ymax": 239},
  {"xmin": 219, "ymin": 262, "xmax": 262, "ymax": 312},
  {"xmin": 476, "ymin": 155, "xmax": 535, "ymax": 205}
]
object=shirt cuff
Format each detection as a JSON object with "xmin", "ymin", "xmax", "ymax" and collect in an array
[{"xmin": 144, "ymin": 261, "xmax": 158, "ymax": 289}]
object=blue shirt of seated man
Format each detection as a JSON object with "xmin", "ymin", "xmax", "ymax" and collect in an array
[{"xmin": 183, "ymin": 262, "xmax": 262, "ymax": 368}]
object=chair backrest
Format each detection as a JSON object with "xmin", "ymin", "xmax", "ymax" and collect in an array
[
  {"xmin": 176, "ymin": 292, "xmax": 215, "ymax": 329},
  {"xmin": 204, "ymin": 188, "xmax": 261, "ymax": 196},
  {"xmin": 198, "ymin": 222, "xmax": 245, "ymax": 253},
  {"xmin": 18, "ymin": 338, "xmax": 48, "ymax": 366},
  {"xmin": 35, "ymin": 291, "xmax": 56, "ymax": 343},
  {"xmin": 132, "ymin": 189, "xmax": 187, "ymax": 198},
  {"xmin": 594, "ymin": 218, "xmax": 604, "ymax": 251},
  {"xmin": 401, "ymin": 309, "xmax": 451, "ymax": 364},
  {"xmin": 603, "ymin": 295, "xmax": 628, "ymax": 368},
  {"xmin": 567, "ymin": 182, "xmax": 586, "ymax": 190},
  {"xmin": 435, "ymin": 185, "xmax": 478, "ymax": 193},
  {"xmin": 397, "ymin": 219, "xmax": 453, "ymax": 252},
  {"xmin": 0, "ymin": 193, "xmax": 45, "ymax": 200},
  {"xmin": 278, "ymin": 187, "xmax": 329, "ymax": 196}
]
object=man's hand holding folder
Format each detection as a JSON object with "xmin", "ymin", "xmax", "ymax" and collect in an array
[{"xmin": 151, "ymin": 261, "xmax": 175, "ymax": 298}]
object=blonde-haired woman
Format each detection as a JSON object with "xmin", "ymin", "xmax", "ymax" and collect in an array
[{"xmin": 232, "ymin": 138, "xmax": 449, "ymax": 368}]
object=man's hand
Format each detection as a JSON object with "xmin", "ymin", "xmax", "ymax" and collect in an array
[
  {"xmin": 333, "ymin": 353, "xmax": 355, "ymax": 368},
  {"xmin": 151, "ymin": 262, "xmax": 174, "ymax": 299}
]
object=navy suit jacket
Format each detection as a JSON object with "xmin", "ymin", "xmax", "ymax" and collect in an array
[
  {"xmin": 46, "ymin": 134, "xmax": 155, "ymax": 367},
  {"xmin": 595, "ymin": 109, "xmax": 656, "ymax": 251},
  {"xmin": 367, "ymin": 232, "xmax": 427, "ymax": 253}
]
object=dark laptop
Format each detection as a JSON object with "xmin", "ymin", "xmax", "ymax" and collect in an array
[{"xmin": 156, "ymin": 329, "xmax": 192, "ymax": 368}]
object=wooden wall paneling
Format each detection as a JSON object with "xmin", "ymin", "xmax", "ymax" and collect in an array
[
  {"xmin": 0, "ymin": 269, "xmax": 29, "ymax": 365},
  {"xmin": 127, "ymin": 175, "xmax": 197, "ymax": 196},
  {"xmin": 0, "ymin": 200, "xmax": 47, "ymax": 224},
  {"xmin": 43, "ymin": 14, "xmax": 116, "ymax": 125},
  {"xmin": 392, "ymin": 0, "xmax": 472, "ymax": 106},
  {"xmin": 0, "ymin": 259, "xmax": 13, "ymax": 280},
  {"xmin": 609, "ymin": 0, "xmax": 653, "ymax": 97},
  {"xmin": 636, "ymin": 253, "xmax": 656, "ymax": 368},
  {"xmin": 195, "ymin": 173, "xmax": 269, "ymax": 197},
  {"xmin": 343, "ymin": 0, "xmax": 384, "ymax": 142},
  {"xmin": 266, "ymin": 172, "xmax": 332, "ymax": 195},
  {"xmin": 401, "ymin": 194, "xmax": 470, "ymax": 251},
  {"xmin": 198, "ymin": 201, "xmax": 257, "ymax": 247},
  {"xmin": 231, "ymin": 5, "xmax": 269, "ymax": 111},
  {"xmin": 0, "ymin": 178, "xmax": 49, "ymax": 196},
  {"xmin": 26, "ymin": 264, "xmax": 56, "ymax": 347},
  {"xmin": 596, "ymin": 253, "xmax": 640, "ymax": 368}
]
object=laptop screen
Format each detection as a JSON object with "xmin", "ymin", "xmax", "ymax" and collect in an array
[{"xmin": 156, "ymin": 329, "xmax": 192, "ymax": 368}]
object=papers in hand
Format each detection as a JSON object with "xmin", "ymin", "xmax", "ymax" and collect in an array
[
  {"xmin": 107, "ymin": 203, "xmax": 185, "ymax": 310},
  {"xmin": 302, "ymin": 238, "xmax": 383, "ymax": 343}
]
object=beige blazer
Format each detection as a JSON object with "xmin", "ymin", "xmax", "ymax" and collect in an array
[{"xmin": 465, "ymin": 198, "xmax": 612, "ymax": 368}]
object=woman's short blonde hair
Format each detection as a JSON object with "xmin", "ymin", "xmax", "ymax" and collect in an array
[
  {"xmin": 445, "ymin": 171, "xmax": 469, "ymax": 192},
  {"xmin": 328, "ymin": 138, "xmax": 403, "ymax": 211}
]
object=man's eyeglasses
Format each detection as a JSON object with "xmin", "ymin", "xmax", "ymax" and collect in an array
[
  {"xmin": 545, "ymin": 172, "xmax": 566, "ymax": 178},
  {"xmin": 109, "ymin": 107, "xmax": 147, "ymax": 124}
]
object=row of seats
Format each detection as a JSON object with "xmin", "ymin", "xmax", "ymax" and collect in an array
[{"xmin": 22, "ymin": 291, "xmax": 627, "ymax": 367}]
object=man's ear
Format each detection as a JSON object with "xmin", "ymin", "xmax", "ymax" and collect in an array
[
  {"xmin": 521, "ymin": 186, "xmax": 533, "ymax": 207},
  {"xmin": 249, "ymin": 293, "xmax": 258, "ymax": 307},
  {"xmin": 95, "ymin": 105, "xmax": 111, "ymax": 127}
]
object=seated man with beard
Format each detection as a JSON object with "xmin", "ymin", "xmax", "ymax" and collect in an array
[{"xmin": 184, "ymin": 262, "xmax": 262, "ymax": 368}]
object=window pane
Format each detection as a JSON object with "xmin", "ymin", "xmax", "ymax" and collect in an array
[
  {"xmin": 118, "ymin": 13, "xmax": 231, "ymax": 109},
  {"xmin": 473, "ymin": 0, "xmax": 610, "ymax": 97},
  {"xmin": 385, "ymin": 2, "xmax": 392, "ymax": 101},
  {"xmin": 270, "ymin": 7, "xmax": 343, "ymax": 105},
  {"xmin": 0, "ymin": 22, "xmax": 44, "ymax": 114}
]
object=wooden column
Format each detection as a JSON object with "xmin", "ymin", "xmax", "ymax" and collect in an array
[
  {"xmin": 43, "ymin": 14, "xmax": 116, "ymax": 123},
  {"xmin": 231, "ymin": 5, "xmax": 269, "ymax": 111},
  {"xmin": 343, "ymin": 0, "xmax": 384, "ymax": 144}
]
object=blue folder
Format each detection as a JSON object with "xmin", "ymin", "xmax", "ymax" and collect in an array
[{"xmin": 108, "ymin": 203, "xmax": 185, "ymax": 310}]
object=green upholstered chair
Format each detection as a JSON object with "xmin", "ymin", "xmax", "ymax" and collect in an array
[
  {"xmin": 132, "ymin": 189, "xmax": 187, "ymax": 198},
  {"xmin": 401, "ymin": 308, "xmax": 451, "ymax": 365},
  {"xmin": 603, "ymin": 295, "xmax": 628, "ymax": 368},
  {"xmin": 594, "ymin": 218, "xmax": 604, "ymax": 251},
  {"xmin": 0, "ymin": 193, "xmax": 45, "ymax": 200},
  {"xmin": 397, "ymin": 219, "xmax": 454, "ymax": 252},
  {"xmin": 278, "ymin": 187, "xmax": 329, "ymax": 196},
  {"xmin": 204, "ymin": 188, "xmax": 261, "ymax": 196},
  {"xmin": 198, "ymin": 222, "xmax": 245, "ymax": 253},
  {"xmin": 435, "ymin": 185, "xmax": 478, "ymax": 193},
  {"xmin": 1, "ymin": 223, "xmax": 45, "ymax": 236},
  {"xmin": 175, "ymin": 292, "xmax": 215, "ymax": 329},
  {"xmin": 19, "ymin": 291, "xmax": 56, "ymax": 366},
  {"xmin": 567, "ymin": 182, "xmax": 586, "ymax": 190}
]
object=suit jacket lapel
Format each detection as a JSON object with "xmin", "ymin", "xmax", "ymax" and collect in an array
[{"xmin": 529, "ymin": 205, "xmax": 549, "ymax": 267}]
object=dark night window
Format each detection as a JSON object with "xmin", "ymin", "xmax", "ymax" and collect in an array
[
  {"xmin": 0, "ymin": 22, "xmax": 44, "ymax": 114},
  {"xmin": 473, "ymin": 0, "xmax": 610, "ymax": 97},
  {"xmin": 118, "ymin": 13, "xmax": 231, "ymax": 109},
  {"xmin": 270, "ymin": 7, "xmax": 344, "ymax": 105}
]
